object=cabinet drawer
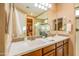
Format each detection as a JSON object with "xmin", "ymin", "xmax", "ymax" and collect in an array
[
  {"xmin": 64, "ymin": 43, "xmax": 68, "ymax": 56},
  {"xmin": 57, "ymin": 41, "xmax": 63, "ymax": 47},
  {"xmin": 22, "ymin": 49, "xmax": 42, "ymax": 56},
  {"xmin": 43, "ymin": 50, "xmax": 55, "ymax": 56},
  {"xmin": 56, "ymin": 46, "xmax": 63, "ymax": 56},
  {"xmin": 43, "ymin": 44, "xmax": 55, "ymax": 54},
  {"xmin": 64, "ymin": 39, "xmax": 68, "ymax": 44}
]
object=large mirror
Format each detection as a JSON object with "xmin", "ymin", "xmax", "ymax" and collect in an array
[
  {"xmin": 10, "ymin": 3, "xmax": 51, "ymax": 42},
  {"xmin": 10, "ymin": 3, "xmax": 71, "ymax": 42},
  {"xmin": 23, "ymin": 3, "xmax": 51, "ymax": 37}
]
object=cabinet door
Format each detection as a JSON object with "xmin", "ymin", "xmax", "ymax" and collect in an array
[
  {"xmin": 64, "ymin": 39, "xmax": 68, "ymax": 44},
  {"xmin": 43, "ymin": 50, "xmax": 55, "ymax": 56},
  {"xmin": 43, "ymin": 44, "xmax": 55, "ymax": 54},
  {"xmin": 27, "ymin": 18, "xmax": 33, "ymax": 36},
  {"xmin": 64, "ymin": 43, "xmax": 68, "ymax": 56},
  {"xmin": 22, "ymin": 49, "xmax": 42, "ymax": 56},
  {"xmin": 56, "ymin": 46, "xmax": 64, "ymax": 56},
  {"xmin": 57, "ymin": 41, "xmax": 63, "ymax": 47}
]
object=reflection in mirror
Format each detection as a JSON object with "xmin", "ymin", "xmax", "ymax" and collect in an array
[
  {"xmin": 35, "ymin": 19, "xmax": 50, "ymax": 37},
  {"xmin": 12, "ymin": 7, "xmax": 26, "ymax": 42},
  {"xmin": 53, "ymin": 18, "xmax": 67, "ymax": 32},
  {"xmin": 53, "ymin": 19, "xmax": 57, "ymax": 31},
  {"xmin": 11, "ymin": 3, "xmax": 52, "ymax": 42},
  {"xmin": 58, "ymin": 18, "xmax": 63, "ymax": 31}
]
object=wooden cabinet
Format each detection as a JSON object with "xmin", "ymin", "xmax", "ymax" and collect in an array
[
  {"xmin": 42, "ymin": 44, "xmax": 55, "ymax": 56},
  {"xmin": 43, "ymin": 50, "xmax": 55, "ymax": 56},
  {"xmin": 64, "ymin": 39, "xmax": 68, "ymax": 44},
  {"xmin": 56, "ymin": 39, "xmax": 69, "ymax": 56},
  {"xmin": 64, "ymin": 43, "xmax": 68, "ymax": 56},
  {"xmin": 22, "ymin": 49, "xmax": 42, "ymax": 56},
  {"xmin": 22, "ymin": 39, "xmax": 69, "ymax": 56},
  {"xmin": 56, "ymin": 41, "xmax": 64, "ymax": 56},
  {"xmin": 56, "ymin": 46, "xmax": 64, "ymax": 56},
  {"xmin": 42, "ymin": 44, "xmax": 55, "ymax": 54},
  {"xmin": 57, "ymin": 41, "xmax": 63, "ymax": 47},
  {"xmin": 63, "ymin": 39, "xmax": 69, "ymax": 56}
]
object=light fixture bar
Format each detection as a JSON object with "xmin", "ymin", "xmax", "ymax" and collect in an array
[{"xmin": 34, "ymin": 3, "xmax": 52, "ymax": 10}]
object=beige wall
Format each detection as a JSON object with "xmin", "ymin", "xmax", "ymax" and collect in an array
[
  {"xmin": 56, "ymin": 3, "xmax": 76, "ymax": 56},
  {"xmin": 48, "ymin": 4, "xmax": 76, "ymax": 55},
  {"xmin": 0, "ymin": 4, "xmax": 6, "ymax": 55},
  {"xmin": 48, "ymin": 4, "xmax": 57, "ymax": 34}
]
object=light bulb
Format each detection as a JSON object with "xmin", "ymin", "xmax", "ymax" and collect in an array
[
  {"xmin": 41, "ymin": 3, "xmax": 45, "ymax": 5},
  {"xmin": 44, "ymin": 7, "xmax": 47, "ymax": 10},
  {"xmin": 45, "ymin": 3, "xmax": 49, "ymax": 6},
  {"xmin": 34, "ymin": 3, "xmax": 38, "ymax": 7},
  {"xmin": 48, "ymin": 4, "xmax": 52, "ymax": 8},
  {"xmin": 41, "ymin": 6, "xmax": 44, "ymax": 9},
  {"xmin": 44, "ymin": 20, "xmax": 48, "ymax": 23},
  {"xmin": 35, "ymin": 22, "xmax": 40, "ymax": 27},
  {"xmin": 38, "ymin": 4, "xmax": 42, "ymax": 8}
]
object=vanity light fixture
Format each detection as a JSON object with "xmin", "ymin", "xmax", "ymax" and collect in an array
[{"xmin": 34, "ymin": 3, "xmax": 52, "ymax": 10}]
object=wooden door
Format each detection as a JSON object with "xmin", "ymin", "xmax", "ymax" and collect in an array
[{"xmin": 27, "ymin": 18, "xmax": 33, "ymax": 36}]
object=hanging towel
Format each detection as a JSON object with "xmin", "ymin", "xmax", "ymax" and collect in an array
[{"xmin": 66, "ymin": 22, "xmax": 72, "ymax": 33}]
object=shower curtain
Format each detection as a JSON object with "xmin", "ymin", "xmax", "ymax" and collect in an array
[
  {"xmin": 13, "ymin": 7, "xmax": 23, "ymax": 38},
  {"xmin": 5, "ymin": 4, "xmax": 24, "ymax": 55}
]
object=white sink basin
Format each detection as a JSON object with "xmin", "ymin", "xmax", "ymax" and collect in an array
[
  {"xmin": 26, "ymin": 39, "xmax": 46, "ymax": 46},
  {"xmin": 25, "ymin": 35, "xmax": 68, "ymax": 45},
  {"xmin": 38, "ymin": 37, "xmax": 55, "ymax": 43}
]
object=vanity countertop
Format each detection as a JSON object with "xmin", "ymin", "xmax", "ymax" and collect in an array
[{"xmin": 8, "ymin": 35, "xmax": 69, "ymax": 56}]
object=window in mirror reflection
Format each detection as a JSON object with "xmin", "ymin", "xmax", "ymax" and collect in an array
[
  {"xmin": 53, "ymin": 19, "xmax": 57, "ymax": 31},
  {"xmin": 35, "ymin": 19, "xmax": 50, "ymax": 37},
  {"xmin": 58, "ymin": 18, "xmax": 63, "ymax": 31}
]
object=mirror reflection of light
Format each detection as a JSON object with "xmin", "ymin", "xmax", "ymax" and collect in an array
[
  {"xmin": 41, "ymin": 3, "xmax": 45, "ymax": 5},
  {"xmin": 38, "ymin": 4, "xmax": 42, "ymax": 9},
  {"xmin": 41, "ymin": 6, "xmax": 44, "ymax": 9},
  {"xmin": 76, "ymin": 9, "xmax": 79, "ymax": 16},
  {"xmin": 44, "ymin": 20, "xmax": 48, "ymax": 23},
  {"xmin": 48, "ymin": 4, "xmax": 52, "ymax": 8},
  {"xmin": 23, "ymin": 26, "xmax": 26, "ymax": 32},
  {"xmin": 35, "ymin": 22, "xmax": 40, "ymax": 27},
  {"xmin": 34, "ymin": 3, "xmax": 38, "ymax": 7},
  {"xmin": 44, "ymin": 7, "xmax": 47, "ymax": 10},
  {"xmin": 45, "ymin": 3, "xmax": 49, "ymax": 6}
]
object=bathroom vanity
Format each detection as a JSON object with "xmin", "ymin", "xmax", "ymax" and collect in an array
[
  {"xmin": 8, "ymin": 35, "xmax": 69, "ymax": 56},
  {"xmin": 22, "ymin": 39, "xmax": 69, "ymax": 56}
]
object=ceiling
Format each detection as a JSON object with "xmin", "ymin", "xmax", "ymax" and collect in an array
[
  {"xmin": 22, "ymin": 3, "xmax": 46, "ymax": 17},
  {"xmin": 15, "ymin": 3, "xmax": 50, "ymax": 19}
]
